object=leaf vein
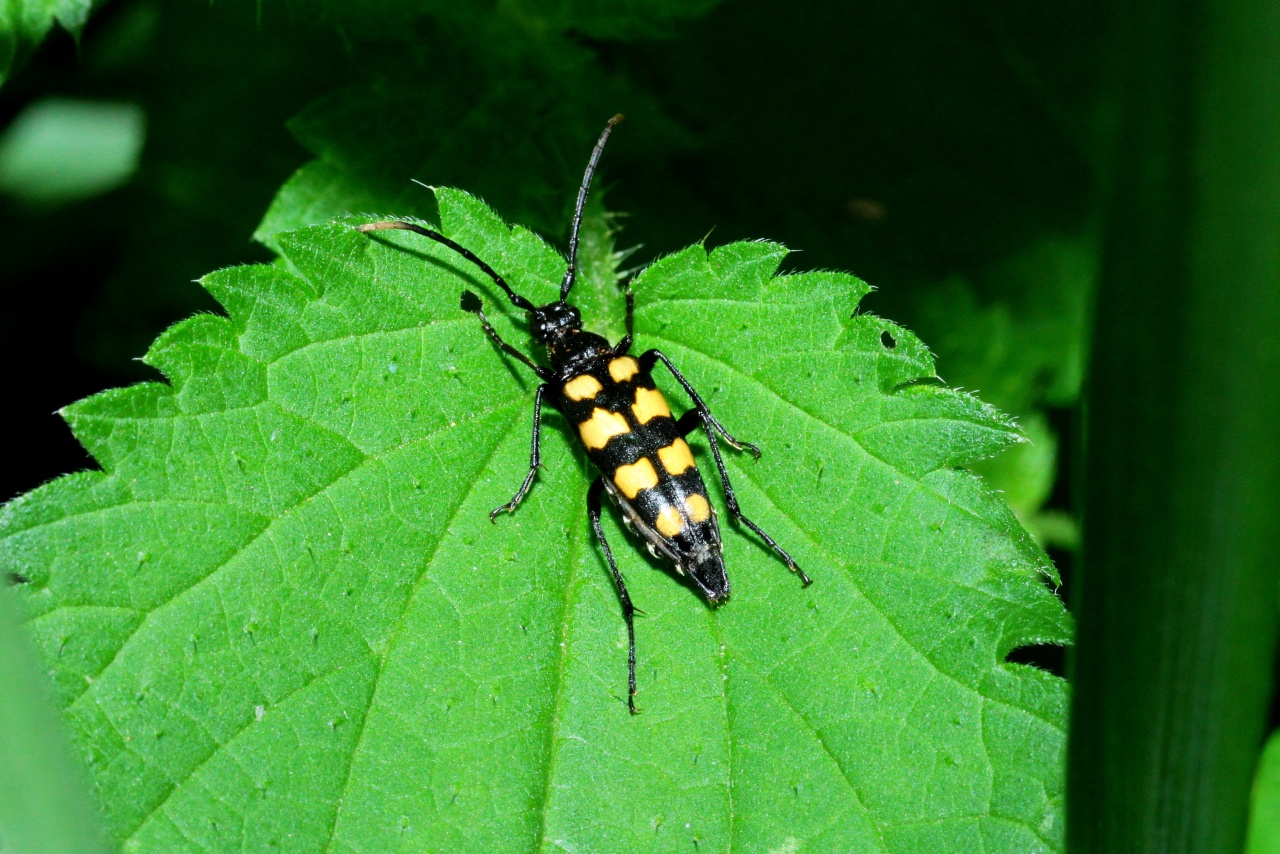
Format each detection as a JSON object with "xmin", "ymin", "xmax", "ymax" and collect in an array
[
  {"xmin": 322, "ymin": 401, "xmax": 527, "ymax": 852},
  {"xmin": 63, "ymin": 401, "xmax": 518, "ymax": 709},
  {"xmin": 121, "ymin": 662, "xmax": 361, "ymax": 846},
  {"xmin": 532, "ymin": 476, "xmax": 585, "ymax": 854},
  {"xmin": 643, "ymin": 332, "xmax": 1012, "ymax": 536}
]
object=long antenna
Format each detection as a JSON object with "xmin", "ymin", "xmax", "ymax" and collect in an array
[
  {"xmin": 357, "ymin": 220, "xmax": 535, "ymax": 311},
  {"xmin": 559, "ymin": 114, "xmax": 625, "ymax": 303}
]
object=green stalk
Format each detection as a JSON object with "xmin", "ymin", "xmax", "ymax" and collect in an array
[{"xmin": 1070, "ymin": 0, "xmax": 1280, "ymax": 850}]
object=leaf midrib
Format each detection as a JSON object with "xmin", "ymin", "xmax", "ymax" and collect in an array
[
  {"xmin": 532, "ymin": 476, "xmax": 585, "ymax": 854},
  {"xmin": 322, "ymin": 401, "xmax": 527, "ymax": 852}
]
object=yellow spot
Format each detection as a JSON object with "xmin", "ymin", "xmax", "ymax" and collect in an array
[
  {"xmin": 613, "ymin": 458, "xmax": 659, "ymax": 499},
  {"xmin": 609, "ymin": 356, "xmax": 640, "ymax": 383},
  {"xmin": 578, "ymin": 408, "xmax": 630, "ymax": 450},
  {"xmin": 655, "ymin": 506, "xmax": 684, "ymax": 538},
  {"xmin": 563, "ymin": 374, "xmax": 602, "ymax": 401},
  {"xmin": 685, "ymin": 493, "xmax": 711, "ymax": 523},
  {"xmin": 632, "ymin": 387, "xmax": 672, "ymax": 424},
  {"xmin": 657, "ymin": 438, "xmax": 695, "ymax": 476}
]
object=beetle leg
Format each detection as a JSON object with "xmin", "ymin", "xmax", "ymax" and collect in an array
[
  {"xmin": 646, "ymin": 350, "xmax": 810, "ymax": 585},
  {"xmin": 490, "ymin": 384, "xmax": 548, "ymax": 521},
  {"xmin": 613, "ymin": 278, "xmax": 636, "ymax": 356},
  {"xmin": 462, "ymin": 292, "xmax": 554, "ymax": 381},
  {"xmin": 588, "ymin": 478, "xmax": 640, "ymax": 714},
  {"xmin": 640, "ymin": 349, "xmax": 759, "ymax": 457},
  {"xmin": 673, "ymin": 409, "xmax": 701, "ymax": 438}
]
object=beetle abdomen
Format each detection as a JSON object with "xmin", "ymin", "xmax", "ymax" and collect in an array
[{"xmin": 558, "ymin": 355, "xmax": 729, "ymax": 601}]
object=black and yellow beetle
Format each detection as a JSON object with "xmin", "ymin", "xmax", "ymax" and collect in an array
[{"xmin": 359, "ymin": 115, "xmax": 809, "ymax": 713}]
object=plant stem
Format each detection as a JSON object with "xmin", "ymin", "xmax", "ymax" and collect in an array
[{"xmin": 1070, "ymin": 0, "xmax": 1280, "ymax": 850}]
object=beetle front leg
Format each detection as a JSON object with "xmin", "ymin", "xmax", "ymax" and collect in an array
[
  {"xmin": 462, "ymin": 291, "xmax": 554, "ymax": 382},
  {"xmin": 490, "ymin": 384, "xmax": 547, "ymax": 522},
  {"xmin": 613, "ymin": 278, "xmax": 636, "ymax": 356}
]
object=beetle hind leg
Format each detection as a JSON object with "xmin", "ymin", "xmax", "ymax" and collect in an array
[
  {"xmin": 669, "ymin": 385, "xmax": 811, "ymax": 587},
  {"xmin": 643, "ymin": 349, "xmax": 761, "ymax": 456},
  {"xmin": 587, "ymin": 478, "xmax": 640, "ymax": 714}
]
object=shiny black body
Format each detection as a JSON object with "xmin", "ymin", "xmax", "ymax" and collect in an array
[
  {"xmin": 551, "ymin": 340, "xmax": 728, "ymax": 601},
  {"xmin": 360, "ymin": 116, "xmax": 807, "ymax": 713}
]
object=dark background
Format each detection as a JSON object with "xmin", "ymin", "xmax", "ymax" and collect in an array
[{"xmin": 0, "ymin": 0, "xmax": 1096, "ymax": 528}]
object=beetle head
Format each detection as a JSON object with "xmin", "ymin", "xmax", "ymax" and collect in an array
[{"xmin": 528, "ymin": 301, "xmax": 583, "ymax": 343}]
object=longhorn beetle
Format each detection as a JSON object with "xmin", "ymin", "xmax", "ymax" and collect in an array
[{"xmin": 359, "ymin": 115, "xmax": 810, "ymax": 713}]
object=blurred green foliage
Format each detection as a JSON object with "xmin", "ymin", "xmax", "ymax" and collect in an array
[
  {"xmin": 0, "ymin": 588, "xmax": 107, "ymax": 853},
  {"xmin": 0, "ymin": 97, "xmax": 143, "ymax": 202},
  {"xmin": 1068, "ymin": 0, "xmax": 1280, "ymax": 849},
  {"xmin": 0, "ymin": 0, "xmax": 93, "ymax": 85}
]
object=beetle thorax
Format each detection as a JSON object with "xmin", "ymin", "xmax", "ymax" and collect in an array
[
  {"xmin": 546, "ymin": 328, "xmax": 613, "ymax": 375},
  {"xmin": 527, "ymin": 301, "xmax": 612, "ymax": 374}
]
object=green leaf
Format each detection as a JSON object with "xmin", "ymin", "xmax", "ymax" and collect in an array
[
  {"xmin": 0, "ymin": 0, "xmax": 93, "ymax": 86},
  {"xmin": 2, "ymin": 189, "xmax": 1070, "ymax": 851},
  {"xmin": 912, "ymin": 237, "xmax": 1095, "ymax": 548}
]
